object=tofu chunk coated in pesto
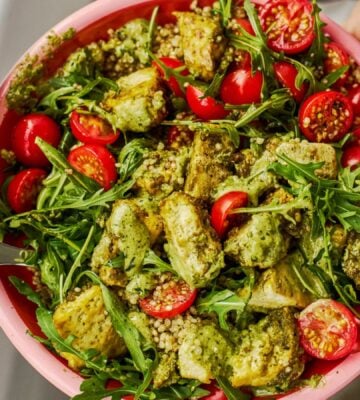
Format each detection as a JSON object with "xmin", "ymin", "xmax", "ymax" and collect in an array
[
  {"xmin": 174, "ymin": 12, "xmax": 227, "ymax": 81},
  {"xmin": 160, "ymin": 192, "xmax": 224, "ymax": 287},
  {"xmin": 53, "ymin": 285, "xmax": 127, "ymax": 370},
  {"xmin": 103, "ymin": 67, "xmax": 168, "ymax": 132},
  {"xmin": 228, "ymin": 308, "xmax": 304, "ymax": 388},
  {"xmin": 225, "ymin": 213, "xmax": 290, "ymax": 268},
  {"xmin": 342, "ymin": 231, "xmax": 360, "ymax": 289},
  {"xmin": 185, "ymin": 130, "xmax": 235, "ymax": 202}
]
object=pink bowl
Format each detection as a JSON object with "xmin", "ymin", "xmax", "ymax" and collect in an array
[{"xmin": 1, "ymin": 0, "xmax": 360, "ymax": 398}]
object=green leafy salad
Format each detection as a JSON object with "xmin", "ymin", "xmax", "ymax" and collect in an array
[{"xmin": 1, "ymin": 0, "xmax": 360, "ymax": 399}]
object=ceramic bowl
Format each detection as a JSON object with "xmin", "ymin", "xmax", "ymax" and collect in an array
[{"xmin": 1, "ymin": 0, "xmax": 360, "ymax": 398}]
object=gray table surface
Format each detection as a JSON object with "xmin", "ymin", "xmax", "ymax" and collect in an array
[{"xmin": 0, "ymin": 0, "xmax": 359, "ymax": 399}]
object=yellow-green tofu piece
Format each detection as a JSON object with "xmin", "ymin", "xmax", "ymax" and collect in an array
[
  {"xmin": 245, "ymin": 252, "xmax": 313, "ymax": 310},
  {"xmin": 224, "ymin": 213, "xmax": 290, "ymax": 269},
  {"xmin": 160, "ymin": 192, "xmax": 224, "ymax": 288},
  {"xmin": 228, "ymin": 308, "xmax": 304, "ymax": 388},
  {"xmin": 178, "ymin": 322, "xmax": 232, "ymax": 383},
  {"xmin": 174, "ymin": 12, "xmax": 227, "ymax": 82},
  {"xmin": 342, "ymin": 231, "xmax": 360, "ymax": 289},
  {"xmin": 185, "ymin": 130, "xmax": 235, "ymax": 202},
  {"xmin": 103, "ymin": 67, "xmax": 168, "ymax": 132},
  {"xmin": 53, "ymin": 285, "xmax": 127, "ymax": 370},
  {"xmin": 276, "ymin": 140, "xmax": 338, "ymax": 179},
  {"xmin": 91, "ymin": 199, "xmax": 150, "ymax": 281}
]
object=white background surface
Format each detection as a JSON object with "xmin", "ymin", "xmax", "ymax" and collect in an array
[{"xmin": 0, "ymin": 0, "xmax": 360, "ymax": 399}]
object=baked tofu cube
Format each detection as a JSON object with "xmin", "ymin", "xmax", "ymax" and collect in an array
[
  {"xmin": 53, "ymin": 285, "xmax": 127, "ymax": 370},
  {"xmin": 228, "ymin": 308, "xmax": 304, "ymax": 388},
  {"xmin": 342, "ymin": 231, "xmax": 360, "ymax": 289},
  {"xmin": 224, "ymin": 213, "xmax": 290, "ymax": 268},
  {"xmin": 160, "ymin": 192, "xmax": 224, "ymax": 287},
  {"xmin": 174, "ymin": 12, "xmax": 227, "ymax": 81},
  {"xmin": 103, "ymin": 67, "xmax": 168, "ymax": 132},
  {"xmin": 185, "ymin": 130, "xmax": 235, "ymax": 202},
  {"xmin": 178, "ymin": 322, "xmax": 232, "ymax": 383},
  {"xmin": 276, "ymin": 140, "xmax": 338, "ymax": 179}
]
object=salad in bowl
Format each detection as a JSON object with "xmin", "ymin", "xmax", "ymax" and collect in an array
[{"xmin": 1, "ymin": 0, "xmax": 360, "ymax": 399}]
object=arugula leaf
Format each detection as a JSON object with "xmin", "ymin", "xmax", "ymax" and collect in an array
[
  {"xmin": 9, "ymin": 276, "xmax": 44, "ymax": 307},
  {"xmin": 143, "ymin": 249, "xmax": 175, "ymax": 274},
  {"xmin": 305, "ymin": 0, "xmax": 327, "ymax": 67},
  {"xmin": 216, "ymin": 376, "xmax": 250, "ymax": 400},
  {"xmin": 217, "ymin": 0, "xmax": 233, "ymax": 28}
]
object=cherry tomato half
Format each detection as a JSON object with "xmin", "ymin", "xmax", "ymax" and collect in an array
[
  {"xmin": 235, "ymin": 18, "xmax": 255, "ymax": 36},
  {"xmin": 186, "ymin": 85, "xmax": 229, "ymax": 120},
  {"xmin": 153, "ymin": 57, "xmax": 189, "ymax": 97},
  {"xmin": 341, "ymin": 145, "xmax": 360, "ymax": 169},
  {"xmin": 11, "ymin": 113, "xmax": 61, "ymax": 168},
  {"xmin": 298, "ymin": 90, "xmax": 354, "ymax": 142},
  {"xmin": 298, "ymin": 299, "xmax": 358, "ymax": 360},
  {"xmin": 324, "ymin": 42, "xmax": 350, "ymax": 88},
  {"xmin": 70, "ymin": 110, "xmax": 120, "ymax": 145},
  {"xmin": 210, "ymin": 191, "xmax": 249, "ymax": 238},
  {"xmin": 202, "ymin": 383, "xmax": 227, "ymax": 400},
  {"xmin": 7, "ymin": 168, "xmax": 47, "ymax": 214},
  {"xmin": 348, "ymin": 85, "xmax": 360, "ymax": 117},
  {"xmin": 220, "ymin": 67, "xmax": 263, "ymax": 106},
  {"xmin": 139, "ymin": 278, "xmax": 197, "ymax": 319},
  {"xmin": 259, "ymin": 0, "xmax": 315, "ymax": 55},
  {"xmin": 67, "ymin": 144, "xmax": 117, "ymax": 190},
  {"xmin": 274, "ymin": 61, "xmax": 308, "ymax": 102}
]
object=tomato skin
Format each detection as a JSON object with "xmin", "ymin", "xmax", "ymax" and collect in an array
[
  {"xmin": 70, "ymin": 110, "xmax": 120, "ymax": 145},
  {"xmin": 211, "ymin": 191, "xmax": 249, "ymax": 238},
  {"xmin": 11, "ymin": 113, "xmax": 61, "ymax": 167},
  {"xmin": 298, "ymin": 90, "xmax": 354, "ymax": 142},
  {"xmin": 202, "ymin": 383, "xmax": 227, "ymax": 400},
  {"xmin": 67, "ymin": 144, "xmax": 117, "ymax": 190},
  {"xmin": 220, "ymin": 68, "xmax": 263, "ymax": 106},
  {"xmin": 235, "ymin": 18, "xmax": 255, "ymax": 36},
  {"xmin": 139, "ymin": 279, "xmax": 197, "ymax": 319},
  {"xmin": 341, "ymin": 145, "xmax": 360, "ymax": 169},
  {"xmin": 259, "ymin": 0, "xmax": 315, "ymax": 55},
  {"xmin": 121, "ymin": 396, "xmax": 134, "ymax": 400},
  {"xmin": 324, "ymin": 42, "xmax": 350, "ymax": 88},
  {"xmin": 274, "ymin": 61, "xmax": 308, "ymax": 102},
  {"xmin": 153, "ymin": 57, "xmax": 189, "ymax": 97},
  {"xmin": 7, "ymin": 168, "xmax": 47, "ymax": 214},
  {"xmin": 186, "ymin": 85, "xmax": 229, "ymax": 120},
  {"xmin": 348, "ymin": 86, "xmax": 360, "ymax": 117},
  {"xmin": 298, "ymin": 299, "xmax": 357, "ymax": 361}
]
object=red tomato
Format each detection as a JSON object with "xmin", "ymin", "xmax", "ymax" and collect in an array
[
  {"xmin": 348, "ymin": 86, "xmax": 360, "ymax": 117},
  {"xmin": 67, "ymin": 144, "xmax": 117, "ymax": 190},
  {"xmin": 121, "ymin": 396, "xmax": 134, "ymax": 400},
  {"xmin": 235, "ymin": 18, "xmax": 255, "ymax": 36},
  {"xmin": 298, "ymin": 299, "xmax": 358, "ymax": 360},
  {"xmin": 167, "ymin": 126, "xmax": 194, "ymax": 148},
  {"xmin": 70, "ymin": 110, "xmax": 120, "ymax": 145},
  {"xmin": 210, "ymin": 191, "xmax": 249, "ymax": 238},
  {"xmin": 202, "ymin": 383, "xmax": 227, "ymax": 400},
  {"xmin": 153, "ymin": 57, "xmax": 189, "ymax": 97},
  {"xmin": 341, "ymin": 145, "xmax": 360, "ymax": 169},
  {"xmin": 7, "ymin": 168, "xmax": 47, "ymax": 214},
  {"xmin": 11, "ymin": 113, "xmax": 61, "ymax": 167},
  {"xmin": 259, "ymin": 0, "xmax": 315, "ymax": 55},
  {"xmin": 186, "ymin": 85, "xmax": 229, "ymax": 120},
  {"xmin": 324, "ymin": 42, "xmax": 350, "ymax": 88},
  {"xmin": 298, "ymin": 90, "xmax": 354, "ymax": 142},
  {"xmin": 220, "ymin": 67, "xmax": 263, "ymax": 106},
  {"xmin": 139, "ymin": 278, "xmax": 197, "ymax": 319},
  {"xmin": 274, "ymin": 61, "xmax": 308, "ymax": 102}
]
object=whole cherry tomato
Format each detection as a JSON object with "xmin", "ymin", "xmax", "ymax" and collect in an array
[
  {"xmin": 7, "ymin": 168, "xmax": 47, "ymax": 213},
  {"xmin": 298, "ymin": 90, "xmax": 354, "ymax": 142},
  {"xmin": 202, "ymin": 382, "xmax": 227, "ymax": 400},
  {"xmin": 274, "ymin": 61, "xmax": 308, "ymax": 102},
  {"xmin": 259, "ymin": 0, "xmax": 315, "ymax": 54},
  {"xmin": 298, "ymin": 299, "xmax": 357, "ymax": 360},
  {"xmin": 324, "ymin": 42, "xmax": 350, "ymax": 88},
  {"xmin": 153, "ymin": 57, "xmax": 189, "ymax": 97},
  {"xmin": 210, "ymin": 191, "xmax": 249, "ymax": 238},
  {"xmin": 70, "ymin": 110, "xmax": 120, "ymax": 145},
  {"xmin": 348, "ymin": 85, "xmax": 360, "ymax": 117},
  {"xmin": 341, "ymin": 145, "xmax": 360, "ymax": 169},
  {"xmin": 220, "ymin": 67, "xmax": 263, "ymax": 105},
  {"xmin": 67, "ymin": 144, "xmax": 117, "ymax": 190},
  {"xmin": 186, "ymin": 85, "xmax": 229, "ymax": 120},
  {"xmin": 139, "ymin": 278, "xmax": 197, "ymax": 319},
  {"xmin": 11, "ymin": 113, "xmax": 61, "ymax": 167}
]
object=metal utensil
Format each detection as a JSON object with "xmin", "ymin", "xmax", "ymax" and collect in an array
[{"xmin": 0, "ymin": 242, "xmax": 31, "ymax": 266}]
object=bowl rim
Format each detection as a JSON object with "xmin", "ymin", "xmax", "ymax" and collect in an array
[{"xmin": 1, "ymin": 0, "xmax": 360, "ymax": 399}]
